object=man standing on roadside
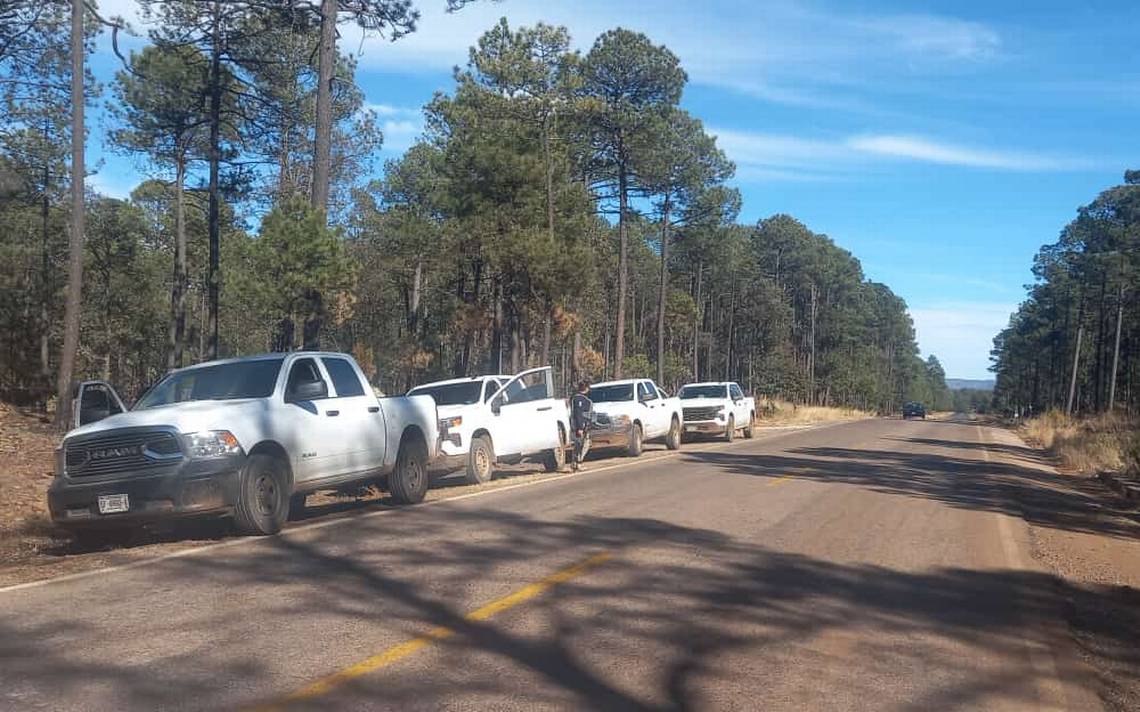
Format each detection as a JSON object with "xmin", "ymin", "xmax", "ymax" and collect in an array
[{"xmin": 570, "ymin": 381, "xmax": 593, "ymax": 471}]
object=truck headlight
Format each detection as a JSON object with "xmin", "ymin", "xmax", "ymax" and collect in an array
[
  {"xmin": 440, "ymin": 415, "xmax": 462, "ymax": 430},
  {"xmin": 714, "ymin": 406, "xmax": 725, "ymax": 421},
  {"xmin": 184, "ymin": 430, "xmax": 243, "ymax": 458}
]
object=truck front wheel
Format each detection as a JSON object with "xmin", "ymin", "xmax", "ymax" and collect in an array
[
  {"xmin": 234, "ymin": 454, "xmax": 289, "ymax": 535},
  {"xmin": 626, "ymin": 423, "xmax": 644, "ymax": 458},
  {"xmin": 724, "ymin": 415, "xmax": 736, "ymax": 443},
  {"xmin": 665, "ymin": 417, "xmax": 682, "ymax": 450},
  {"xmin": 465, "ymin": 434, "xmax": 494, "ymax": 485},
  {"xmin": 391, "ymin": 437, "xmax": 429, "ymax": 504},
  {"xmin": 743, "ymin": 413, "xmax": 755, "ymax": 439}
]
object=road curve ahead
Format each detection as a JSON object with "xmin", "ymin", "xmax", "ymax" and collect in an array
[{"xmin": 0, "ymin": 418, "xmax": 1103, "ymax": 711}]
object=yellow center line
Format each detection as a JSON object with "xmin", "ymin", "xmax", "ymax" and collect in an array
[
  {"xmin": 767, "ymin": 474, "xmax": 794, "ymax": 486},
  {"xmin": 250, "ymin": 551, "xmax": 613, "ymax": 711}
]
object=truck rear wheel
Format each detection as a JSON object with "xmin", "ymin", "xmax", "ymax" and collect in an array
[
  {"xmin": 234, "ymin": 453, "xmax": 289, "ymax": 535},
  {"xmin": 665, "ymin": 417, "xmax": 682, "ymax": 450},
  {"xmin": 390, "ymin": 437, "xmax": 429, "ymax": 504},
  {"xmin": 626, "ymin": 423, "xmax": 644, "ymax": 458},
  {"xmin": 743, "ymin": 413, "xmax": 755, "ymax": 439},
  {"xmin": 724, "ymin": 416, "xmax": 736, "ymax": 443},
  {"xmin": 465, "ymin": 434, "xmax": 494, "ymax": 485}
]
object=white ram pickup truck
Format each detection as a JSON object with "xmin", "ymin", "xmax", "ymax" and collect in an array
[
  {"xmin": 407, "ymin": 367, "xmax": 570, "ymax": 483},
  {"xmin": 678, "ymin": 381, "xmax": 756, "ymax": 441},
  {"xmin": 587, "ymin": 378, "xmax": 683, "ymax": 456},
  {"xmin": 48, "ymin": 352, "xmax": 442, "ymax": 536}
]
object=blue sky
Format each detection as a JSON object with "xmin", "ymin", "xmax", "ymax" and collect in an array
[{"xmin": 89, "ymin": 0, "xmax": 1140, "ymax": 379}]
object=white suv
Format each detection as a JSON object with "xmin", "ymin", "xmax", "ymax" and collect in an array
[{"xmin": 678, "ymin": 381, "xmax": 756, "ymax": 441}]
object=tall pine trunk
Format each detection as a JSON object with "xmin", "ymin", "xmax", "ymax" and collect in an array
[
  {"xmin": 167, "ymin": 156, "xmax": 187, "ymax": 369},
  {"xmin": 692, "ymin": 261, "xmax": 702, "ymax": 381},
  {"xmin": 304, "ymin": 0, "xmax": 336, "ymax": 350},
  {"xmin": 312, "ymin": 0, "xmax": 334, "ymax": 213},
  {"xmin": 205, "ymin": 1, "xmax": 222, "ymax": 360},
  {"xmin": 55, "ymin": 0, "xmax": 85, "ymax": 430},
  {"xmin": 614, "ymin": 162, "xmax": 628, "ymax": 377},
  {"xmin": 40, "ymin": 160, "xmax": 51, "ymax": 382},
  {"xmin": 656, "ymin": 196, "xmax": 670, "ymax": 384}
]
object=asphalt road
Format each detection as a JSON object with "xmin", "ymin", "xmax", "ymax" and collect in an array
[{"xmin": 0, "ymin": 418, "xmax": 1104, "ymax": 711}]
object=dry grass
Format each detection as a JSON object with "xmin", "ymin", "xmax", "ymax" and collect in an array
[
  {"xmin": 1021, "ymin": 410, "xmax": 1139, "ymax": 475},
  {"xmin": 757, "ymin": 399, "xmax": 873, "ymax": 426}
]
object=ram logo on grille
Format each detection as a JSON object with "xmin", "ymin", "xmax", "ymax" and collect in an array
[{"xmin": 90, "ymin": 444, "xmax": 143, "ymax": 460}]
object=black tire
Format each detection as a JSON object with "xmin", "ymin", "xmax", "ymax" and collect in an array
[
  {"xmin": 665, "ymin": 416, "xmax": 682, "ymax": 450},
  {"xmin": 288, "ymin": 492, "xmax": 307, "ymax": 521},
  {"xmin": 465, "ymin": 434, "xmax": 494, "ymax": 485},
  {"xmin": 390, "ymin": 436, "xmax": 429, "ymax": 504},
  {"xmin": 724, "ymin": 415, "xmax": 736, "ymax": 443},
  {"xmin": 234, "ymin": 453, "xmax": 289, "ymax": 535},
  {"xmin": 743, "ymin": 412, "xmax": 755, "ymax": 439},
  {"xmin": 543, "ymin": 426, "xmax": 567, "ymax": 472},
  {"xmin": 626, "ymin": 423, "xmax": 644, "ymax": 458}
]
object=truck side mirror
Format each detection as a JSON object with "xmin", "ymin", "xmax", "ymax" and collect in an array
[{"xmin": 288, "ymin": 379, "xmax": 328, "ymax": 402}]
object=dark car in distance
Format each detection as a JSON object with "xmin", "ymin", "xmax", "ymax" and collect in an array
[{"xmin": 902, "ymin": 402, "xmax": 926, "ymax": 419}]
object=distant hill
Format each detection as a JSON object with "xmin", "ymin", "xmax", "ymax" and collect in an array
[{"xmin": 947, "ymin": 378, "xmax": 994, "ymax": 391}]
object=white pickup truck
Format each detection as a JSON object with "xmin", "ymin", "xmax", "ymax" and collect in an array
[
  {"xmin": 408, "ymin": 367, "xmax": 569, "ymax": 483},
  {"xmin": 587, "ymin": 378, "xmax": 683, "ymax": 456},
  {"xmin": 678, "ymin": 381, "xmax": 756, "ymax": 441},
  {"xmin": 48, "ymin": 352, "xmax": 442, "ymax": 536}
]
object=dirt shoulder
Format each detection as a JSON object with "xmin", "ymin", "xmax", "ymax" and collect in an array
[{"xmin": 988, "ymin": 425, "xmax": 1140, "ymax": 712}]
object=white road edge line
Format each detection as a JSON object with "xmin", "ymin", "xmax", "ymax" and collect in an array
[
  {"xmin": 977, "ymin": 425, "xmax": 1068, "ymax": 711},
  {"xmin": 0, "ymin": 420, "xmax": 849, "ymax": 595}
]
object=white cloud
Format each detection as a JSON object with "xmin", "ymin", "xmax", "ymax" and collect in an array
[
  {"xmin": 380, "ymin": 118, "xmax": 422, "ymax": 153},
  {"xmin": 366, "ymin": 103, "xmax": 421, "ymax": 119},
  {"xmin": 909, "ymin": 302, "xmax": 1015, "ymax": 379},
  {"xmin": 853, "ymin": 14, "xmax": 1000, "ymax": 63},
  {"xmin": 710, "ymin": 127, "xmax": 1087, "ymax": 180},
  {"xmin": 846, "ymin": 134, "xmax": 1090, "ymax": 171},
  {"xmin": 88, "ymin": 169, "xmax": 135, "ymax": 200}
]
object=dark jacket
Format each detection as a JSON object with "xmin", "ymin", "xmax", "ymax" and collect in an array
[{"xmin": 570, "ymin": 393, "xmax": 593, "ymax": 431}]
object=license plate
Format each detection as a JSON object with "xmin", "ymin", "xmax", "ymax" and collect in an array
[{"xmin": 97, "ymin": 494, "xmax": 129, "ymax": 515}]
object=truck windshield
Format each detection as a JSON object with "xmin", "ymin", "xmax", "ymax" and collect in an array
[
  {"xmin": 408, "ymin": 381, "xmax": 482, "ymax": 406},
  {"xmin": 589, "ymin": 384, "xmax": 635, "ymax": 402},
  {"xmin": 679, "ymin": 385, "xmax": 727, "ymax": 399},
  {"xmin": 134, "ymin": 358, "xmax": 284, "ymax": 409}
]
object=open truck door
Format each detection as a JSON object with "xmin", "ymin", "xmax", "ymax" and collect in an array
[{"xmin": 72, "ymin": 380, "xmax": 128, "ymax": 429}]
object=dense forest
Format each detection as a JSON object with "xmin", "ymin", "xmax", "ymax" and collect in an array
[
  {"xmin": 1, "ymin": 2, "xmax": 948, "ymax": 424},
  {"xmin": 991, "ymin": 171, "xmax": 1139, "ymax": 416}
]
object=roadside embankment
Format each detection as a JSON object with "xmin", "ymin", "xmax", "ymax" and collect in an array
[
  {"xmin": 1021, "ymin": 410, "xmax": 1139, "ymax": 474},
  {"xmin": 1020, "ymin": 410, "xmax": 1140, "ymax": 501},
  {"xmin": 757, "ymin": 399, "xmax": 874, "ymax": 425}
]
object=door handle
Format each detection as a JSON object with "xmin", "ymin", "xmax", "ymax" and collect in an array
[
  {"xmin": 536, "ymin": 406, "xmax": 553, "ymax": 412},
  {"xmin": 367, "ymin": 406, "xmax": 380, "ymax": 413},
  {"xmin": 326, "ymin": 410, "xmax": 340, "ymax": 417}
]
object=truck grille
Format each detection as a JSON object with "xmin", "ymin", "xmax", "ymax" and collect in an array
[
  {"xmin": 65, "ymin": 429, "xmax": 183, "ymax": 478},
  {"xmin": 683, "ymin": 406, "xmax": 721, "ymax": 422}
]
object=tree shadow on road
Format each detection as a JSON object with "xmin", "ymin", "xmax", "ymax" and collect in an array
[
  {"xmin": 5, "ymin": 503, "xmax": 1137, "ymax": 710},
  {"xmin": 685, "ymin": 439, "xmax": 1140, "ymax": 541}
]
